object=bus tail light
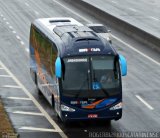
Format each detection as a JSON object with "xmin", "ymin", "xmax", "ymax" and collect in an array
[
  {"xmin": 110, "ymin": 102, "xmax": 122, "ymax": 110},
  {"xmin": 61, "ymin": 104, "xmax": 75, "ymax": 112}
]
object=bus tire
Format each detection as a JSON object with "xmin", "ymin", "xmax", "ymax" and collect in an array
[
  {"xmin": 34, "ymin": 72, "xmax": 42, "ymax": 95},
  {"xmin": 52, "ymin": 95, "xmax": 55, "ymax": 109},
  {"xmin": 56, "ymin": 113, "xmax": 61, "ymax": 122}
]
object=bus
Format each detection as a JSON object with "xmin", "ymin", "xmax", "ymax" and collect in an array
[{"xmin": 29, "ymin": 17, "xmax": 127, "ymax": 123}]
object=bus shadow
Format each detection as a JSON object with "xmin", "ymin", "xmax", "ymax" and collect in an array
[
  {"xmin": 65, "ymin": 120, "xmax": 112, "ymax": 128},
  {"xmin": 57, "ymin": 119, "xmax": 118, "ymax": 138}
]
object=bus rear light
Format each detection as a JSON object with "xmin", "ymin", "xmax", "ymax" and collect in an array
[
  {"xmin": 61, "ymin": 104, "xmax": 75, "ymax": 112},
  {"xmin": 110, "ymin": 102, "xmax": 122, "ymax": 110}
]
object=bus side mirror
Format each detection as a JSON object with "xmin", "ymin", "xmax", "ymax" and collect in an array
[
  {"xmin": 119, "ymin": 55, "xmax": 127, "ymax": 76},
  {"xmin": 55, "ymin": 57, "xmax": 62, "ymax": 78}
]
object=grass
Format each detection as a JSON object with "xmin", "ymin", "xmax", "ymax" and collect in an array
[{"xmin": 0, "ymin": 97, "xmax": 18, "ymax": 138}]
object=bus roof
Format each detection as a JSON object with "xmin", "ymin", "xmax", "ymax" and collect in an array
[
  {"xmin": 33, "ymin": 18, "xmax": 117, "ymax": 57},
  {"xmin": 34, "ymin": 17, "xmax": 83, "ymax": 30}
]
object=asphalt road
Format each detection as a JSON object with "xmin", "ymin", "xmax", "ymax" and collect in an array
[
  {"xmin": 83, "ymin": 0, "xmax": 160, "ymax": 38},
  {"xmin": 0, "ymin": 0, "xmax": 160, "ymax": 138}
]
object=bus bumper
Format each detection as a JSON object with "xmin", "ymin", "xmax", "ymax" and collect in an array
[{"xmin": 60, "ymin": 109, "xmax": 122, "ymax": 122}]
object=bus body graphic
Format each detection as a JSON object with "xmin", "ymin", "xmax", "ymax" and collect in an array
[{"xmin": 29, "ymin": 17, "xmax": 127, "ymax": 122}]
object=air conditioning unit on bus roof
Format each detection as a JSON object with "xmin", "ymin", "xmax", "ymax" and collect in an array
[{"xmin": 48, "ymin": 17, "xmax": 83, "ymax": 27}]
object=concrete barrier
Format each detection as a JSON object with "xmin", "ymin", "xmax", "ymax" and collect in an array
[{"xmin": 70, "ymin": 0, "xmax": 160, "ymax": 49}]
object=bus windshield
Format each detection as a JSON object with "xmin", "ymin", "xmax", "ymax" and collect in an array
[{"xmin": 62, "ymin": 56, "xmax": 120, "ymax": 98}]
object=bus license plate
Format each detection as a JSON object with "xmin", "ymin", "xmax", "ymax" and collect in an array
[{"xmin": 88, "ymin": 114, "xmax": 98, "ymax": 118}]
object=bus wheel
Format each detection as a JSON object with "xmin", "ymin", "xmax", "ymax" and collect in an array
[
  {"xmin": 52, "ymin": 95, "xmax": 55, "ymax": 109},
  {"xmin": 56, "ymin": 113, "xmax": 61, "ymax": 122},
  {"xmin": 34, "ymin": 73, "xmax": 42, "ymax": 95}
]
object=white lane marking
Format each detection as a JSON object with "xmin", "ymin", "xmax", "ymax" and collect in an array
[
  {"xmin": 0, "ymin": 60, "xmax": 67, "ymax": 138},
  {"xmin": 9, "ymin": 26, "xmax": 13, "ymax": 29},
  {"xmin": 20, "ymin": 41, "xmax": 25, "ymax": 45},
  {"xmin": 34, "ymin": 11, "xmax": 39, "ymax": 15},
  {"xmin": 111, "ymin": 1, "xmax": 118, "ymax": 4},
  {"xmin": 16, "ymin": 35, "xmax": 21, "ymax": 40},
  {"xmin": 7, "ymin": 97, "xmax": 31, "ymax": 101},
  {"xmin": 136, "ymin": 95, "xmax": 154, "ymax": 110},
  {"xmin": 25, "ymin": 48, "xmax": 29, "ymax": 53},
  {"xmin": 25, "ymin": 2, "xmax": 29, "ymax": 7},
  {"xmin": 0, "ymin": 75, "xmax": 11, "ymax": 77},
  {"xmin": 53, "ymin": 0, "xmax": 160, "ymax": 67},
  {"xmin": 13, "ymin": 111, "xmax": 44, "ymax": 116},
  {"xmin": 3, "ymin": 18, "xmax": 6, "ymax": 21},
  {"xmin": 112, "ymin": 35, "xmax": 160, "ymax": 66},
  {"xmin": 12, "ymin": 30, "xmax": 16, "ymax": 34},
  {"xmin": 52, "ymin": 0, "xmax": 91, "ymax": 23},
  {"xmin": 128, "ymin": 8, "xmax": 137, "ymax": 12},
  {"xmin": 0, "ymin": 68, "xmax": 4, "ymax": 70},
  {"xmin": 0, "ymin": 14, "xmax": 3, "ymax": 17},
  {"xmin": 149, "ymin": 16, "xmax": 159, "ymax": 21},
  {"xmin": 2, "ymin": 85, "xmax": 22, "ymax": 89},
  {"xmin": 6, "ymin": 22, "xmax": 9, "ymax": 25},
  {"xmin": 19, "ymin": 127, "xmax": 59, "ymax": 132}
]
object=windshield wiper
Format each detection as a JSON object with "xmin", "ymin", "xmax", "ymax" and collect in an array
[
  {"xmin": 100, "ymin": 88, "xmax": 110, "ymax": 97},
  {"xmin": 93, "ymin": 69, "xmax": 98, "ymax": 82}
]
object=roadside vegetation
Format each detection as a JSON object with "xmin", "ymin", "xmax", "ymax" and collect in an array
[{"xmin": 0, "ymin": 97, "xmax": 18, "ymax": 138}]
